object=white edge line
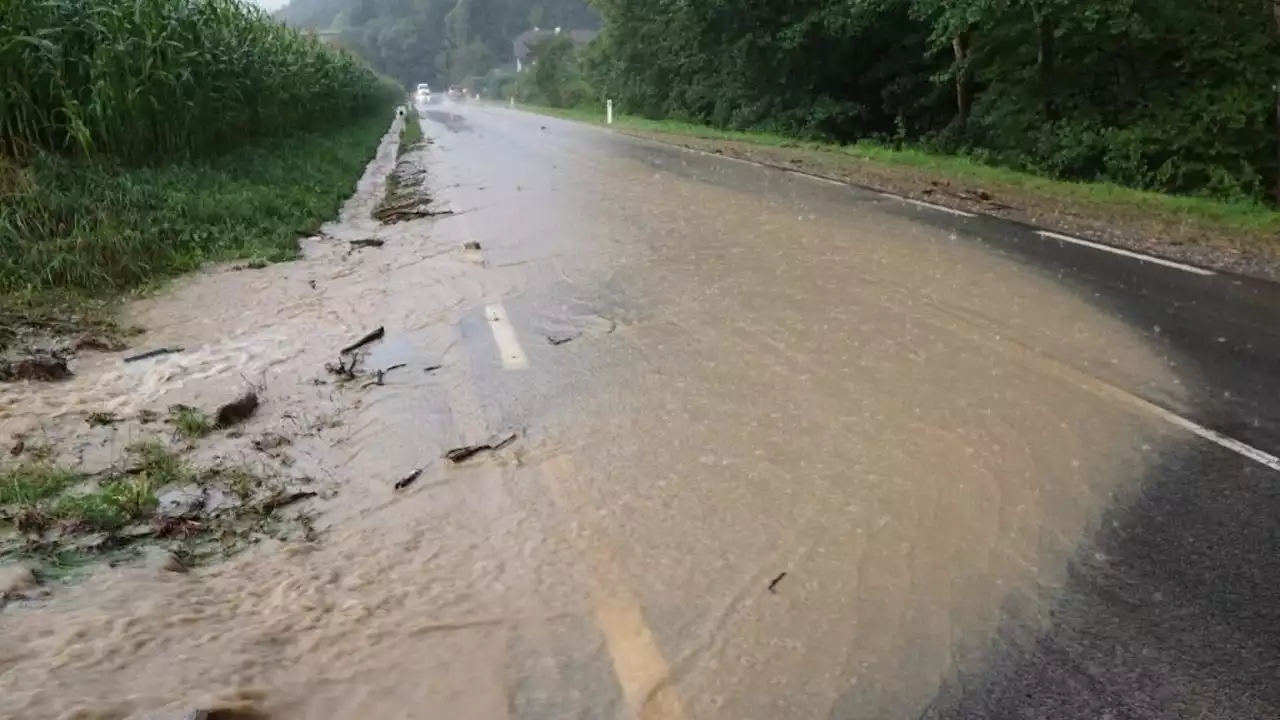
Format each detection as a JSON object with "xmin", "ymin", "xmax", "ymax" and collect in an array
[
  {"xmin": 628, "ymin": 131, "xmax": 1215, "ymax": 279},
  {"xmin": 786, "ymin": 169, "xmax": 847, "ymax": 187},
  {"xmin": 1144, "ymin": 402, "xmax": 1280, "ymax": 472},
  {"xmin": 1037, "ymin": 230, "xmax": 1215, "ymax": 276},
  {"xmin": 497, "ymin": 116, "xmax": 1271, "ymax": 473},
  {"xmin": 484, "ymin": 304, "xmax": 529, "ymax": 370},
  {"xmin": 880, "ymin": 192, "xmax": 977, "ymax": 218}
]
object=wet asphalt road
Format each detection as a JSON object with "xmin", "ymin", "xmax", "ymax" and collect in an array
[{"xmin": 413, "ymin": 101, "xmax": 1280, "ymax": 719}]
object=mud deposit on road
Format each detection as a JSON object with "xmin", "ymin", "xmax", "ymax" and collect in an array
[
  {"xmin": 0, "ymin": 105, "xmax": 1212, "ymax": 719},
  {"xmin": 0, "ymin": 114, "xmax": 533, "ymax": 719},
  {"xmin": 623, "ymin": 130, "xmax": 1280, "ymax": 281}
]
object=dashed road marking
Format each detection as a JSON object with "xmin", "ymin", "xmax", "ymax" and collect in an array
[
  {"xmin": 1036, "ymin": 230, "xmax": 1215, "ymax": 276},
  {"xmin": 484, "ymin": 303, "xmax": 529, "ymax": 369},
  {"xmin": 540, "ymin": 455, "xmax": 688, "ymax": 720},
  {"xmin": 880, "ymin": 192, "xmax": 977, "ymax": 218}
]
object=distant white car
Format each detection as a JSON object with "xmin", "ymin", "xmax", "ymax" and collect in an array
[{"xmin": 415, "ymin": 83, "xmax": 430, "ymax": 102}]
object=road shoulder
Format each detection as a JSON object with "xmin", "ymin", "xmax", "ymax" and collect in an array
[{"xmin": 515, "ymin": 105, "xmax": 1280, "ymax": 282}]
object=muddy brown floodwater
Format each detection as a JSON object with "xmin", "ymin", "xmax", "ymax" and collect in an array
[{"xmin": 0, "ymin": 104, "xmax": 1208, "ymax": 719}]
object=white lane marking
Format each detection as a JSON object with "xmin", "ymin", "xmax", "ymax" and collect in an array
[
  {"xmin": 484, "ymin": 304, "xmax": 529, "ymax": 369},
  {"xmin": 1141, "ymin": 402, "xmax": 1280, "ymax": 472},
  {"xmin": 930, "ymin": 296, "xmax": 1279, "ymax": 473},
  {"xmin": 880, "ymin": 192, "xmax": 977, "ymax": 218},
  {"xmin": 1036, "ymin": 230, "xmax": 1215, "ymax": 276},
  {"xmin": 786, "ymin": 169, "xmax": 847, "ymax": 187}
]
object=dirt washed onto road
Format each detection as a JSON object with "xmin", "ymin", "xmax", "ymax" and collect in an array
[
  {"xmin": 0, "ymin": 115, "xmax": 562, "ymax": 720},
  {"xmin": 0, "ymin": 103, "xmax": 1204, "ymax": 720},
  {"xmin": 620, "ymin": 129, "xmax": 1280, "ymax": 282}
]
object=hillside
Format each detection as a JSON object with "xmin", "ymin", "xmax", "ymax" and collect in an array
[{"xmin": 276, "ymin": 0, "xmax": 599, "ymax": 88}]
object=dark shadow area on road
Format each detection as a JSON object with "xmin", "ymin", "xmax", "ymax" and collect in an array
[
  {"xmin": 913, "ymin": 440, "xmax": 1280, "ymax": 719},
  {"xmin": 857, "ymin": 208, "xmax": 1280, "ymax": 719}
]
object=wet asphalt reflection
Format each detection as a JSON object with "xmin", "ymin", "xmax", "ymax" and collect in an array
[
  {"xmin": 415, "ymin": 103, "xmax": 1280, "ymax": 719},
  {"xmin": 1, "ymin": 101, "xmax": 1276, "ymax": 720}
]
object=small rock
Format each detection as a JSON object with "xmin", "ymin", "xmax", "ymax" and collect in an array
[
  {"xmin": 252, "ymin": 432, "xmax": 290, "ymax": 452},
  {"xmin": 0, "ymin": 350, "xmax": 71, "ymax": 382},
  {"xmin": 0, "ymin": 564, "xmax": 37, "ymax": 597},
  {"xmin": 157, "ymin": 485, "xmax": 205, "ymax": 519},
  {"xmin": 215, "ymin": 392, "xmax": 259, "ymax": 428}
]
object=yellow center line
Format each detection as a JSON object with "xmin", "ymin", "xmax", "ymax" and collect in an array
[{"xmin": 539, "ymin": 454, "xmax": 688, "ymax": 720}]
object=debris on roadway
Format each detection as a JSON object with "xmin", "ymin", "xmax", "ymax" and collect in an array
[
  {"xmin": 214, "ymin": 391, "xmax": 259, "ymax": 428},
  {"xmin": 444, "ymin": 431, "xmax": 519, "ymax": 464},
  {"xmin": 393, "ymin": 468, "xmax": 424, "ymax": 490},
  {"xmin": 341, "ymin": 326, "xmax": 385, "ymax": 354},
  {"xmin": 123, "ymin": 347, "xmax": 184, "ymax": 363}
]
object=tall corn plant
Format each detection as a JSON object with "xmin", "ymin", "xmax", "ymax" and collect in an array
[{"xmin": 0, "ymin": 0, "xmax": 399, "ymax": 165}]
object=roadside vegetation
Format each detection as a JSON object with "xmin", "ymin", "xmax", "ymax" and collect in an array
[
  {"xmin": 1, "ymin": 436, "xmax": 316, "ymax": 584},
  {"xmin": 503, "ymin": 17, "xmax": 1280, "ymax": 272},
  {"xmin": 0, "ymin": 0, "xmax": 401, "ymax": 349},
  {"xmin": 374, "ymin": 107, "xmax": 442, "ymax": 224},
  {"xmin": 581, "ymin": 0, "xmax": 1280, "ymax": 205}
]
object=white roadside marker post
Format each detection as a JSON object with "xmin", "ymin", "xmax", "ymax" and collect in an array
[{"xmin": 607, "ymin": 99, "xmax": 614, "ymax": 125}]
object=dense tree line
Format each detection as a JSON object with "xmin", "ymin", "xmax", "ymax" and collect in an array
[
  {"xmin": 585, "ymin": 0, "xmax": 1280, "ymax": 201},
  {"xmin": 275, "ymin": 0, "xmax": 596, "ymax": 89}
]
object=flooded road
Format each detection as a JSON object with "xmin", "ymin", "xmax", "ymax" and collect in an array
[{"xmin": 3, "ymin": 103, "xmax": 1280, "ymax": 719}]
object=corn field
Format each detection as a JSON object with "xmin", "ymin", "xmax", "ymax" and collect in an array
[{"xmin": 0, "ymin": 0, "xmax": 400, "ymax": 163}]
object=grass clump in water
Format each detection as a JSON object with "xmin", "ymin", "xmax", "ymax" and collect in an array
[
  {"xmin": 168, "ymin": 405, "xmax": 216, "ymax": 440},
  {"xmin": 0, "ymin": 439, "xmax": 315, "ymax": 585}
]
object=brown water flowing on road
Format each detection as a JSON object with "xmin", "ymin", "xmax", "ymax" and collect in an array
[{"xmin": 0, "ymin": 105, "xmax": 1194, "ymax": 719}]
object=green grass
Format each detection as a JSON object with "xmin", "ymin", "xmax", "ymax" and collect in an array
[
  {"xmin": 527, "ymin": 104, "xmax": 1280, "ymax": 244},
  {"xmin": 0, "ymin": 112, "xmax": 391, "ymax": 347},
  {"xmin": 0, "ymin": 442, "xmax": 185, "ymax": 533},
  {"xmin": 127, "ymin": 440, "xmax": 190, "ymax": 485},
  {"xmin": 399, "ymin": 106, "xmax": 424, "ymax": 156},
  {"xmin": 0, "ymin": 0, "xmax": 400, "ymax": 348},
  {"xmin": 2, "ymin": 113, "xmax": 390, "ymax": 296},
  {"xmin": 2, "ymin": 0, "xmax": 399, "ymax": 164},
  {"xmin": 168, "ymin": 405, "xmax": 216, "ymax": 440},
  {"xmin": 0, "ymin": 465, "xmax": 81, "ymax": 506},
  {"xmin": 1, "ymin": 439, "xmax": 315, "ymax": 583}
]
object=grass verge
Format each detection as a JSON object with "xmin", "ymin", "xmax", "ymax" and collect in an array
[
  {"xmin": 0, "ymin": 439, "xmax": 314, "ymax": 584},
  {"xmin": 525, "ymin": 105, "xmax": 1280, "ymax": 279},
  {"xmin": 373, "ymin": 107, "xmax": 439, "ymax": 224},
  {"xmin": 399, "ymin": 106, "xmax": 424, "ymax": 157},
  {"xmin": 0, "ymin": 111, "xmax": 394, "ymax": 352}
]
